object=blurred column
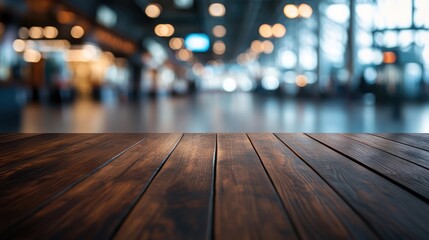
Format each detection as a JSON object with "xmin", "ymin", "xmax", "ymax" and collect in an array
[
  {"xmin": 347, "ymin": 0, "xmax": 358, "ymax": 93},
  {"xmin": 316, "ymin": 0, "xmax": 322, "ymax": 96}
]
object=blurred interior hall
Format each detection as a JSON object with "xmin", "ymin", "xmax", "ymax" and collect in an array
[{"xmin": 1, "ymin": 0, "xmax": 429, "ymax": 132}]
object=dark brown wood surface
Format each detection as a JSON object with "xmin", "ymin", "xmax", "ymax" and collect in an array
[
  {"xmin": 344, "ymin": 134, "xmax": 429, "ymax": 169},
  {"xmin": 115, "ymin": 134, "xmax": 215, "ymax": 240},
  {"xmin": 308, "ymin": 134, "xmax": 429, "ymax": 200},
  {"xmin": 1, "ymin": 133, "xmax": 429, "ymax": 239},
  {"xmin": 277, "ymin": 133, "xmax": 429, "ymax": 239},
  {"xmin": 248, "ymin": 134, "xmax": 376, "ymax": 239},
  {"xmin": 215, "ymin": 134, "xmax": 297, "ymax": 240},
  {"xmin": 5, "ymin": 134, "xmax": 182, "ymax": 239}
]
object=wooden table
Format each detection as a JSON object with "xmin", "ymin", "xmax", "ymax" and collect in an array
[{"xmin": 1, "ymin": 133, "xmax": 429, "ymax": 239}]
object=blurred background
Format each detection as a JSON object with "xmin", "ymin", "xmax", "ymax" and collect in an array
[{"xmin": 0, "ymin": 0, "xmax": 429, "ymax": 132}]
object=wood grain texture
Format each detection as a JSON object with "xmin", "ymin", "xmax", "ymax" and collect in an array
[
  {"xmin": 0, "ymin": 134, "xmax": 40, "ymax": 144},
  {"xmin": 308, "ymin": 134, "xmax": 429, "ymax": 201},
  {"xmin": 115, "ymin": 134, "xmax": 215, "ymax": 240},
  {"xmin": 248, "ymin": 133, "xmax": 377, "ymax": 240},
  {"xmin": 374, "ymin": 133, "xmax": 429, "ymax": 151},
  {"xmin": 4, "ymin": 134, "xmax": 182, "ymax": 239},
  {"xmin": 276, "ymin": 133, "xmax": 429, "ymax": 239},
  {"xmin": 215, "ymin": 134, "xmax": 297, "ymax": 240},
  {"xmin": 0, "ymin": 134, "xmax": 97, "ymax": 170},
  {"xmin": 344, "ymin": 134, "xmax": 429, "ymax": 169},
  {"xmin": 0, "ymin": 134, "xmax": 144, "ymax": 231}
]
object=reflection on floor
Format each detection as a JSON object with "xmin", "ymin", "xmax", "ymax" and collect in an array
[{"xmin": 19, "ymin": 93, "xmax": 429, "ymax": 132}]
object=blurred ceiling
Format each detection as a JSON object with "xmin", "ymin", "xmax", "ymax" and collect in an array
[
  {"xmin": 60, "ymin": 0, "xmax": 300, "ymax": 61},
  {"xmin": 1, "ymin": 0, "xmax": 322, "ymax": 62}
]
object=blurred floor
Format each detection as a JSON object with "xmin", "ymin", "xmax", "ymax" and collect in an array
[{"xmin": 19, "ymin": 93, "xmax": 429, "ymax": 133}]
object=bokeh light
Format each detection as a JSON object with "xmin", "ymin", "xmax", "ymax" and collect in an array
[
  {"xmin": 272, "ymin": 24, "xmax": 286, "ymax": 38},
  {"xmin": 212, "ymin": 25, "xmax": 227, "ymax": 38},
  {"xmin": 145, "ymin": 4, "xmax": 162, "ymax": 18},
  {"xmin": 259, "ymin": 24, "xmax": 272, "ymax": 38},
  {"xmin": 29, "ymin": 27, "xmax": 43, "ymax": 39},
  {"xmin": 298, "ymin": 4, "xmax": 313, "ymax": 18},
  {"xmin": 284, "ymin": 4, "xmax": 299, "ymax": 19},
  {"xmin": 44, "ymin": 26, "xmax": 58, "ymax": 39},
  {"xmin": 208, "ymin": 3, "xmax": 226, "ymax": 17},
  {"xmin": 154, "ymin": 24, "xmax": 175, "ymax": 37},
  {"xmin": 213, "ymin": 40, "xmax": 226, "ymax": 55},
  {"xmin": 71, "ymin": 25, "xmax": 85, "ymax": 38},
  {"xmin": 169, "ymin": 37, "xmax": 184, "ymax": 50}
]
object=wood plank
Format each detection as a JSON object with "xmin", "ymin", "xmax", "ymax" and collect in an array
[
  {"xmin": 308, "ymin": 134, "xmax": 429, "ymax": 201},
  {"xmin": 0, "ymin": 134, "xmax": 99, "ymax": 170},
  {"xmin": 215, "ymin": 134, "xmax": 297, "ymax": 240},
  {"xmin": 344, "ymin": 134, "xmax": 429, "ymax": 170},
  {"xmin": 248, "ymin": 133, "xmax": 377, "ymax": 239},
  {"xmin": 4, "ymin": 134, "xmax": 182, "ymax": 239},
  {"xmin": 276, "ymin": 133, "xmax": 429, "ymax": 239},
  {"xmin": 0, "ymin": 134, "xmax": 40, "ymax": 144},
  {"xmin": 115, "ymin": 134, "xmax": 214, "ymax": 240},
  {"xmin": 374, "ymin": 133, "xmax": 429, "ymax": 152},
  {"xmin": 0, "ymin": 134, "xmax": 144, "ymax": 232}
]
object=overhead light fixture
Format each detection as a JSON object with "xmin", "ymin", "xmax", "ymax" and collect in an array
[
  {"xmin": 212, "ymin": 25, "xmax": 226, "ymax": 38},
  {"xmin": 298, "ymin": 4, "xmax": 313, "ymax": 18},
  {"xmin": 71, "ymin": 25, "xmax": 85, "ymax": 38},
  {"xmin": 262, "ymin": 40, "xmax": 274, "ymax": 54},
  {"xmin": 29, "ymin": 27, "xmax": 43, "ymax": 39},
  {"xmin": 145, "ymin": 4, "xmax": 162, "ymax": 18},
  {"xmin": 272, "ymin": 23, "xmax": 286, "ymax": 38},
  {"xmin": 154, "ymin": 24, "xmax": 174, "ymax": 37},
  {"xmin": 213, "ymin": 40, "xmax": 226, "ymax": 55},
  {"xmin": 169, "ymin": 37, "xmax": 184, "ymax": 50},
  {"xmin": 251, "ymin": 40, "xmax": 263, "ymax": 53},
  {"xmin": 185, "ymin": 33, "xmax": 210, "ymax": 52},
  {"xmin": 176, "ymin": 49, "xmax": 193, "ymax": 61},
  {"xmin": 284, "ymin": 4, "xmax": 299, "ymax": 19},
  {"xmin": 259, "ymin": 24, "xmax": 272, "ymax": 38},
  {"xmin": 13, "ymin": 39, "xmax": 26, "ymax": 52},
  {"xmin": 18, "ymin": 27, "xmax": 29, "ymax": 39},
  {"xmin": 43, "ymin": 26, "xmax": 58, "ymax": 39},
  {"xmin": 208, "ymin": 3, "xmax": 225, "ymax": 17}
]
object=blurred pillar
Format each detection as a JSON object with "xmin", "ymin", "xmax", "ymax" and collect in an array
[
  {"xmin": 316, "ymin": 0, "xmax": 322, "ymax": 97},
  {"xmin": 347, "ymin": 0, "xmax": 358, "ymax": 93}
]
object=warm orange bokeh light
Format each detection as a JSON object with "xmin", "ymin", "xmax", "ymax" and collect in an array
[{"xmin": 383, "ymin": 51, "xmax": 397, "ymax": 64}]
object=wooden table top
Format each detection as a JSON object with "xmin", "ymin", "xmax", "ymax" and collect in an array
[{"xmin": 1, "ymin": 133, "xmax": 429, "ymax": 239}]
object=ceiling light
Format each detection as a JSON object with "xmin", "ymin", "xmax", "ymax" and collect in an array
[
  {"xmin": 18, "ymin": 27, "xmax": 29, "ymax": 39},
  {"xmin": 29, "ymin": 27, "xmax": 43, "ymax": 39},
  {"xmin": 213, "ymin": 40, "xmax": 226, "ymax": 55},
  {"xmin": 154, "ymin": 24, "xmax": 174, "ymax": 37},
  {"xmin": 284, "ymin": 4, "xmax": 299, "ymax": 19},
  {"xmin": 145, "ymin": 4, "xmax": 162, "ymax": 18},
  {"xmin": 212, "ymin": 25, "xmax": 226, "ymax": 38},
  {"xmin": 296, "ymin": 74, "xmax": 308, "ymax": 87},
  {"xmin": 176, "ymin": 49, "xmax": 193, "ymax": 61},
  {"xmin": 259, "ymin": 24, "xmax": 272, "ymax": 38},
  {"xmin": 169, "ymin": 37, "xmax": 184, "ymax": 50},
  {"xmin": 272, "ymin": 23, "xmax": 286, "ymax": 38},
  {"xmin": 262, "ymin": 40, "xmax": 274, "ymax": 54},
  {"xmin": 71, "ymin": 25, "xmax": 84, "ymax": 38},
  {"xmin": 251, "ymin": 40, "xmax": 263, "ymax": 53},
  {"xmin": 209, "ymin": 3, "xmax": 225, "ymax": 17},
  {"xmin": 13, "ymin": 39, "xmax": 26, "ymax": 52},
  {"xmin": 298, "ymin": 4, "xmax": 313, "ymax": 18},
  {"xmin": 44, "ymin": 26, "xmax": 58, "ymax": 39}
]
